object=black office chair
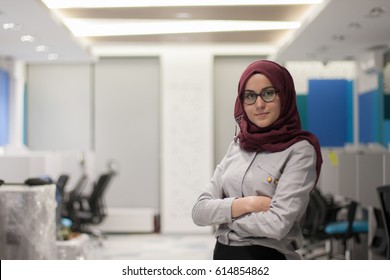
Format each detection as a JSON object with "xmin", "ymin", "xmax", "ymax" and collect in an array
[
  {"xmin": 67, "ymin": 171, "xmax": 115, "ymax": 234},
  {"xmin": 301, "ymin": 188, "xmax": 343, "ymax": 259},
  {"xmin": 55, "ymin": 174, "xmax": 70, "ymax": 224},
  {"xmin": 56, "ymin": 174, "xmax": 70, "ymax": 198},
  {"xmin": 302, "ymin": 188, "xmax": 368, "ymax": 259},
  {"xmin": 369, "ymin": 207, "xmax": 388, "ymax": 258},
  {"xmin": 62, "ymin": 173, "xmax": 88, "ymax": 218},
  {"xmin": 377, "ymin": 185, "xmax": 390, "ymax": 259}
]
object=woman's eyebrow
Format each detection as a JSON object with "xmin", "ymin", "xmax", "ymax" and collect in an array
[{"xmin": 244, "ymin": 86, "xmax": 275, "ymax": 92}]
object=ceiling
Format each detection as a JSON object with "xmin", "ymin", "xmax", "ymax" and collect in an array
[{"xmin": 0, "ymin": 0, "xmax": 389, "ymax": 63}]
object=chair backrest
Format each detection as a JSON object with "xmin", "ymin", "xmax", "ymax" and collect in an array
[
  {"xmin": 68, "ymin": 173, "xmax": 88, "ymax": 200},
  {"xmin": 301, "ymin": 190, "xmax": 320, "ymax": 238},
  {"xmin": 377, "ymin": 185, "xmax": 390, "ymax": 259},
  {"xmin": 88, "ymin": 172, "xmax": 115, "ymax": 214},
  {"xmin": 310, "ymin": 188, "xmax": 333, "ymax": 230},
  {"xmin": 302, "ymin": 188, "xmax": 334, "ymax": 238},
  {"xmin": 57, "ymin": 174, "xmax": 70, "ymax": 197}
]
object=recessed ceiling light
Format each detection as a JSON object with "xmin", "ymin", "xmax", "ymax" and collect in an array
[
  {"xmin": 3, "ymin": 23, "xmax": 22, "ymax": 30},
  {"xmin": 48, "ymin": 53, "xmax": 58, "ymax": 60},
  {"xmin": 35, "ymin": 45, "xmax": 50, "ymax": 52},
  {"xmin": 21, "ymin": 35, "xmax": 36, "ymax": 42}
]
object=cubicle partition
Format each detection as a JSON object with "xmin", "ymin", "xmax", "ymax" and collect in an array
[
  {"xmin": 357, "ymin": 152, "xmax": 384, "ymax": 209},
  {"xmin": 318, "ymin": 148, "xmax": 357, "ymax": 199},
  {"xmin": 319, "ymin": 147, "xmax": 390, "ymax": 207}
]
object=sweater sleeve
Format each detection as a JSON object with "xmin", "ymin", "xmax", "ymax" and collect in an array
[{"xmin": 228, "ymin": 143, "xmax": 317, "ymax": 240}]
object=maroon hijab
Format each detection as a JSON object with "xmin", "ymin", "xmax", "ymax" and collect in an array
[{"xmin": 234, "ymin": 60, "xmax": 322, "ymax": 182}]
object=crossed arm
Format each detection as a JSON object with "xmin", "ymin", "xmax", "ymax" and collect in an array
[{"xmin": 231, "ymin": 196, "xmax": 271, "ymax": 218}]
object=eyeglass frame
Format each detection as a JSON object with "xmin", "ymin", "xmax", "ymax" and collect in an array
[{"xmin": 241, "ymin": 87, "xmax": 279, "ymax": 105}]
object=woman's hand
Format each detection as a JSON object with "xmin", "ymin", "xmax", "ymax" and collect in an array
[{"xmin": 231, "ymin": 196, "xmax": 271, "ymax": 218}]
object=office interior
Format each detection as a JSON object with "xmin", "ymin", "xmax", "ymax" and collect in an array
[{"xmin": 0, "ymin": 0, "xmax": 390, "ymax": 260}]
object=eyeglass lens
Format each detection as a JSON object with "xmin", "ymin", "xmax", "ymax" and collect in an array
[{"xmin": 243, "ymin": 89, "xmax": 277, "ymax": 104}]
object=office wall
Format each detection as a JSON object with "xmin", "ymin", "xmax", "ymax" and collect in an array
[
  {"xmin": 308, "ymin": 79, "xmax": 353, "ymax": 147},
  {"xmin": 26, "ymin": 59, "xmax": 160, "ymax": 213},
  {"xmin": 26, "ymin": 64, "xmax": 92, "ymax": 150},
  {"xmin": 160, "ymin": 48, "xmax": 213, "ymax": 233},
  {"xmin": 94, "ymin": 57, "xmax": 160, "ymax": 209}
]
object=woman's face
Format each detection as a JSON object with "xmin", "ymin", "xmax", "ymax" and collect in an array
[{"xmin": 243, "ymin": 73, "xmax": 281, "ymax": 128}]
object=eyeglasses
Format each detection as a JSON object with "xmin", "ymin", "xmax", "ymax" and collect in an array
[{"xmin": 242, "ymin": 88, "xmax": 278, "ymax": 105}]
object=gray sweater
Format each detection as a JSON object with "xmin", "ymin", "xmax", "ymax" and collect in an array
[{"xmin": 192, "ymin": 140, "xmax": 317, "ymax": 259}]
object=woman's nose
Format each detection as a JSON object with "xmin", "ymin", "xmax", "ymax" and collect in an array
[{"xmin": 254, "ymin": 96, "xmax": 266, "ymax": 108}]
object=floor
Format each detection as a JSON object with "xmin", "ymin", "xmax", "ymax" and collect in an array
[
  {"xmin": 87, "ymin": 233, "xmax": 331, "ymax": 260},
  {"xmin": 82, "ymin": 234, "xmax": 379, "ymax": 261},
  {"xmin": 89, "ymin": 233, "xmax": 216, "ymax": 260}
]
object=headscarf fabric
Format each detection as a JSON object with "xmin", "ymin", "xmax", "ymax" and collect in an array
[{"xmin": 234, "ymin": 60, "xmax": 322, "ymax": 182}]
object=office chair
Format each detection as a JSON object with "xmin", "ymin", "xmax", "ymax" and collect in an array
[
  {"xmin": 369, "ymin": 207, "xmax": 388, "ymax": 258},
  {"xmin": 377, "ymin": 185, "xmax": 390, "ymax": 259},
  {"xmin": 56, "ymin": 174, "xmax": 70, "ymax": 199},
  {"xmin": 55, "ymin": 174, "xmax": 70, "ymax": 225},
  {"xmin": 302, "ymin": 188, "xmax": 368, "ymax": 259},
  {"xmin": 301, "ymin": 188, "xmax": 343, "ymax": 259},
  {"xmin": 62, "ymin": 173, "xmax": 88, "ymax": 218},
  {"xmin": 67, "ymin": 171, "xmax": 115, "ymax": 234},
  {"xmin": 323, "ymin": 199, "xmax": 368, "ymax": 259}
]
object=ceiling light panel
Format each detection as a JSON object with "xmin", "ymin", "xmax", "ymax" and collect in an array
[
  {"xmin": 42, "ymin": 0, "xmax": 323, "ymax": 9},
  {"xmin": 64, "ymin": 19, "xmax": 301, "ymax": 37}
]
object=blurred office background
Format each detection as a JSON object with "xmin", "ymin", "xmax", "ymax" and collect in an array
[{"xmin": 0, "ymin": 0, "xmax": 390, "ymax": 260}]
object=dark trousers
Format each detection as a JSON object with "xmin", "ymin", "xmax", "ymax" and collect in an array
[{"xmin": 213, "ymin": 241, "xmax": 286, "ymax": 260}]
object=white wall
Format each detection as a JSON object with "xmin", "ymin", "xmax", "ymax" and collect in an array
[
  {"xmin": 94, "ymin": 57, "xmax": 160, "ymax": 210},
  {"xmin": 26, "ymin": 64, "xmax": 92, "ymax": 150},
  {"xmin": 160, "ymin": 48, "xmax": 214, "ymax": 233}
]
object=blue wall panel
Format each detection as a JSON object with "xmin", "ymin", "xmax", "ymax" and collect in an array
[
  {"xmin": 0, "ymin": 69, "xmax": 10, "ymax": 146},
  {"xmin": 359, "ymin": 90, "xmax": 378, "ymax": 143},
  {"xmin": 308, "ymin": 79, "xmax": 352, "ymax": 147},
  {"xmin": 346, "ymin": 81, "xmax": 353, "ymax": 143},
  {"xmin": 296, "ymin": 94, "xmax": 308, "ymax": 130}
]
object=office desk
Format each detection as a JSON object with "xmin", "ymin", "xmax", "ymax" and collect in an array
[{"xmin": 0, "ymin": 185, "xmax": 57, "ymax": 259}]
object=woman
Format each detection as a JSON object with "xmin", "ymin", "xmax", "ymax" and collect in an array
[{"xmin": 192, "ymin": 60, "xmax": 322, "ymax": 260}]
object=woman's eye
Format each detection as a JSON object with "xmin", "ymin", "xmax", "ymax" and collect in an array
[
  {"xmin": 264, "ymin": 90, "xmax": 275, "ymax": 97},
  {"xmin": 245, "ymin": 93, "xmax": 255, "ymax": 99}
]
